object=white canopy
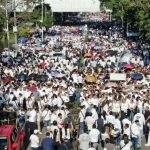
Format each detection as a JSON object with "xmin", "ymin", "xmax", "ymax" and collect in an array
[{"xmin": 44, "ymin": 0, "xmax": 100, "ymax": 12}]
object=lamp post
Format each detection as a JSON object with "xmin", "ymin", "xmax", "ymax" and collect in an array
[
  {"xmin": 41, "ymin": 0, "xmax": 44, "ymax": 42},
  {"xmin": 13, "ymin": 0, "xmax": 18, "ymax": 46},
  {"xmin": 5, "ymin": 0, "xmax": 10, "ymax": 49}
]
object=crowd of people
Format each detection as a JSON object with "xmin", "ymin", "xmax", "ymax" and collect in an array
[{"xmin": 0, "ymin": 21, "xmax": 150, "ymax": 150}]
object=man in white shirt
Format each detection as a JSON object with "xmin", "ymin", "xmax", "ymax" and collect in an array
[
  {"xmin": 42, "ymin": 106, "xmax": 51, "ymax": 129},
  {"xmin": 131, "ymin": 120, "xmax": 141, "ymax": 150},
  {"xmin": 30, "ymin": 129, "xmax": 40, "ymax": 150},
  {"xmin": 89, "ymin": 124, "xmax": 100, "ymax": 149},
  {"xmin": 123, "ymin": 123, "xmax": 131, "ymax": 139},
  {"xmin": 85, "ymin": 112, "xmax": 95, "ymax": 131},
  {"xmin": 79, "ymin": 105, "xmax": 86, "ymax": 134},
  {"xmin": 106, "ymin": 111, "xmax": 115, "ymax": 125},
  {"xmin": 28, "ymin": 108, "xmax": 37, "ymax": 135},
  {"xmin": 120, "ymin": 134, "xmax": 132, "ymax": 150},
  {"xmin": 79, "ymin": 131, "xmax": 91, "ymax": 150}
]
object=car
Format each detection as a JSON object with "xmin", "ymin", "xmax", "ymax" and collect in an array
[{"xmin": 0, "ymin": 125, "xmax": 24, "ymax": 150}]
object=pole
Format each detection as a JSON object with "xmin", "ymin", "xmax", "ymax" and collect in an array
[
  {"xmin": 5, "ymin": 0, "xmax": 10, "ymax": 49},
  {"xmin": 52, "ymin": 11, "xmax": 54, "ymax": 26},
  {"xmin": 14, "ymin": 0, "xmax": 17, "ymax": 46},
  {"xmin": 41, "ymin": 0, "xmax": 44, "ymax": 42},
  {"xmin": 121, "ymin": 5, "xmax": 124, "ymax": 28}
]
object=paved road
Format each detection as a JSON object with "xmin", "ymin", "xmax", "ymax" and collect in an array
[{"xmin": 26, "ymin": 131, "xmax": 150, "ymax": 150}]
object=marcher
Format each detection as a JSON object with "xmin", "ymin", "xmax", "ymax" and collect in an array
[
  {"xmin": 29, "ymin": 129, "xmax": 40, "ymax": 150},
  {"xmin": 41, "ymin": 132, "xmax": 55, "ymax": 150}
]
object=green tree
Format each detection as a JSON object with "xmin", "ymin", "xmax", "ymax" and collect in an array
[
  {"xmin": 103, "ymin": 0, "xmax": 150, "ymax": 39},
  {"xmin": 18, "ymin": 26, "xmax": 30, "ymax": 37},
  {"xmin": 32, "ymin": 3, "xmax": 53, "ymax": 28}
]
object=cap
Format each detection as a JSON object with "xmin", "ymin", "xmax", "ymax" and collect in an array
[{"xmin": 34, "ymin": 129, "xmax": 39, "ymax": 134}]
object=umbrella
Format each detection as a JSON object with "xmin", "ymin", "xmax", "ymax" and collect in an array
[
  {"xmin": 15, "ymin": 73, "xmax": 28, "ymax": 81},
  {"xmin": 27, "ymin": 84, "xmax": 37, "ymax": 92},
  {"xmin": 51, "ymin": 70, "xmax": 64, "ymax": 78},
  {"xmin": 2, "ymin": 76, "xmax": 13, "ymax": 84},
  {"xmin": 85, "ymin": 75, "xmax": 96, "ymax": 83},
  {"xmin": 35, "ymin": 47, "xmax": 43, "ymax": 51},
  {"xmin": 84, "ymin": 53, "xmax": 92, "ymax": 57},
  {"xmin": 28, "ymin": 73, "xmax": 39, "ymax": 81},
  {"xmin": 37, "ymin": 75, "xmax": 48, "ymax": 82},
  {"xmin": 35, "ymin": 42, "xmax": 42, "ymax": 46},
  {"xmin": 105, "ymin": 50, "xmax": 117, "ymax": 55},
  {"xmin": 131, "ymin": 73, "xmax": 143, "ymax": 80},
  {"xmin": 40, "ymin": 62, "xmax": 46, "ymax": 68},
  {"xmin": 105, "ymin": 82, "xmax": 118, "ymax": 87},
  {"xmin": 124, "ymin": 64, "xmax": 135, "ymax": 69},
  {"xmin": 18, "ymin": 37, "xmax": 28, "ymax": 43}
]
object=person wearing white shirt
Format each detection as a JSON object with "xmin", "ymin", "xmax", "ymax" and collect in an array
[
  {"xmin": 114, "ymin": 114, "xmax": 122, "ymax": 132},
  {"xmin": 123, "ymin": 123, "xmax": 131, "ymax": 139},
  {"xmin": 42, "ymin": 106, "xmax": 51, "ymax": 128},
  {"xmin": 131, "ymin": 120, "xmax": 141, "ymax": 150},
  {"xmin": 122, "ymin": 118, "xmax": 131, "ymax": 128},
  {"xmin": 121, "ymin": 99, "xmax": 128, "ymax": 113},
  {"xmin": 28, "ymin": 108, "xmax": 37, "ymax": 134},
  {"xmin": 57, "ymin": 96, "xmax": 63, "ymax": 108},
  {"xmin": 51, "ymin": 110, "xmax": 58, "ymax": 124},
  {"xmin": 62, "ymin": 124, "xmax": 71, "ymax": 141},
  {"xmin": 91, "ymin": 107, "xmax": 98, "ymax": 121},
  {"xmin": 89, "ymin": 124, "xmax": 100, "ymax": 149},
  {"xmin": 120, "ymin": 134, "xmax": 132, "ymax": 150},
  {"xmin": 30, "ymin": 130, "xmax": 40, "ymax": 150},
  {"xmin": 79, "ymin": 106, "xmax": 86, "ymax": 134},
  {"xmin": 106, "ymin": 112, "xmax": 115, "ymax": 125},
  {"xmin": 37, "ymin": 109, "xmax": 42, "ymax": 134},
  {"xmin": 112, "ymin": 100, "xmax": 120, "ymax": 113},
  {"xmin": 81, "ymin": 99, "xmax": 90, "ymax": 110},
  {"xmin": 85, "ymin": 112, "xmax": 95, "ymax": 131}
]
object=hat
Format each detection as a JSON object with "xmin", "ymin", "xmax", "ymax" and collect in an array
[{"xmin": 34, "ymin": 129, "xmax": 39, "ymax": 134}]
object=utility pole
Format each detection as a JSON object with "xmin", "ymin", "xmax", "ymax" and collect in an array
[
  {"xmin": 5, "ymin": 0, "xmax": 10, "ymax": 49},
  {"xmin": 13, "ymin": 0, "xmax": 18, "ymax": 46},
  {"xmin": 121, "ymin": 5, "xmax": 124, "ymax": 28},
  {"xmin": 41, "ymin": 0, "xmax": 44, "ymax": 42}
]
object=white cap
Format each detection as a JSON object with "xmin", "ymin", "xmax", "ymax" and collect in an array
[{"xmin": 34, "ymin": 129, "xmax": 39, "ymax": 134}]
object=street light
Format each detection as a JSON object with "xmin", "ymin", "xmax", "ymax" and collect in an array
[
  {"xmin": 105, "ymin": 9, "xmax": 112, "ymax": 22},
  {"xmin": 13, "ymin": 0, "xmax": 18, "ymax": 46},
  {"xmin": 41, "ymin": 0, "xmax": 44, "ymax": 42},
  {"xmin": 5, "ymin": 0, "xmax": 10, "ymax": 49}
]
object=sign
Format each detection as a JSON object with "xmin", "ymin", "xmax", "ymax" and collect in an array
[
  {"xmin": 127, "ymin": 32, "xmax": 139, "ymax": 37},
  {"xmin": 110, "ymin": 73, "xmax": 126, "ymax": 81},
  {"xmin": 13, "ymin": 26, "xmax": 18, "ymax": 33},
  {"xmin": 45, "ymin": 0, "xmax": 100, "ymax": 12}
]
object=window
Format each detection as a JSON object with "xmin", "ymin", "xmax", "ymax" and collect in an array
[
  {"xmin": 0, "ymin": 137, "xmax": 8, "ymax": 150},
  {"xmin": 11, "ymin": 128, "xmax": 17, "ymax": 144}
]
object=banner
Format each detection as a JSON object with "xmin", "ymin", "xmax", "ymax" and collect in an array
[{"xmin": 110, "ymin": 73, "xmax": 126, "ymax": 81}]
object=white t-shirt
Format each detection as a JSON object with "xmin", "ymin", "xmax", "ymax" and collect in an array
[
  {"xmin": 120, "ymin": 140, "xmax": 132, "ymax": 150},
  {"xmin": 89, "ymin": 128, "xmax": 100, "ymax": 143},
  {"xmin": 29, "ymin": 110, "xmax": 37, "ymax": 122},
  {"xmin": 30, "ymin": 134, "xmax": 39, "ymax": 148},
  {"xmin": 85, "ymin": 116, "xmax": 95, "ymax": 131},
  {"xmin": 79, "ymin": 109, "xmax": 86, "ymax": 122},
  {"xmin": 42, "ymin": 110, "xmax": 51, "ymax": 121}
]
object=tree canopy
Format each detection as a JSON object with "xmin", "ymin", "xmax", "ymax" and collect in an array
[{"xmin": 103, "ymin": 0, "xmax": 150, "ymax": 39}]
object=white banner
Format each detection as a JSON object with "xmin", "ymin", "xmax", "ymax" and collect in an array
[
  {"xmin": 110, "ymin": 73, "xmax": 126, "ymax": 81},
  {"xmin": 46, "ymin": 0, "xmax": 100, "ymax": 12}
]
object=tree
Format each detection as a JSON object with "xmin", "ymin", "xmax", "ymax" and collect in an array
[
  {"xmin": 32, "ymin": 3, "xmax": 53, "ymax": 28},
  {"xmin": 0, "ymin": 9, "xmax": 5, "ymax": 37},
  {"xmin": 103, "ymin": 0, "xmax": 150, "ymax": 39}
]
